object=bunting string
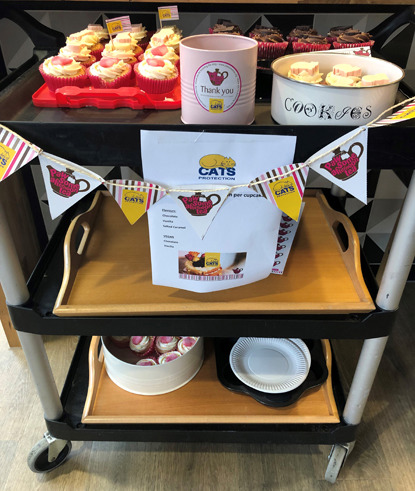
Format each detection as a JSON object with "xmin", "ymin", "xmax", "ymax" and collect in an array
[{"xmin": 0, "ymin": 95, "xmax": 414, "ymax": 194}]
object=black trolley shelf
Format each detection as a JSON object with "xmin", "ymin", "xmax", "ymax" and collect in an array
[{"xmin": 0, "ymin": 0, "xmax": 415, "ymax": 481}]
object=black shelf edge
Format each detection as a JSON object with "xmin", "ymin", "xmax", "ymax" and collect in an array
[
  {"xmin": 45, "ymin": 336, "xmax": 357, "ymax": 445},
  {"xmin": 6, "ymin": 191, "xmax": 397, "ymax": 339}
]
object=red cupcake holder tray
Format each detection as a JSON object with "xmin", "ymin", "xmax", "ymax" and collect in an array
[{"xmin": 32, "ymin": 82, "xmax": 181, "ymax": 110}]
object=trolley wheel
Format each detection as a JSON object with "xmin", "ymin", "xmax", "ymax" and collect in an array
[
  {"xmin": 27, "ymin": 437, "xmax": 72, "ymax": 473},
  {"xmin": 325, "ymin": 444, "xmax": 348, "ymax": 484}
]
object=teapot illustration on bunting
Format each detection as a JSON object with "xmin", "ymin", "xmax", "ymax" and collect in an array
[
  {"xmin": 207, "ymin": 68, "xmax": 229, "ymax": 86},
  {"xmin": 320, "ymin": 142, "xmax": 364, "ymax": 181},
  {"xmin": 47, "ymin": 165, "xmax": 90, "ymax": 198},
  {"xmin": 178, "ymin": 192, "xmax": 221, "ymax": 216}
]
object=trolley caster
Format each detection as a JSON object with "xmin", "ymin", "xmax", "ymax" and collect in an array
[
  {"xmin": 27, "ymin": 432, "xmax": 72, "ymax": 473},
  {"xmin": 325, "ymin": 442, "xmax": 354, "ymax": 484}
]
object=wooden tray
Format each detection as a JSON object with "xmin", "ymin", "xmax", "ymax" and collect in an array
[
  {"xmin": 53, "ymin": 190, "xmax": 375, "ymax": 316},
  {"xmin": 82, "ymin": 337, "xmax": 339, "ymax": 424}
]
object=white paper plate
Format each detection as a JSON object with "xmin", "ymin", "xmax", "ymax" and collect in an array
[
  {"xmin": 230, "ymin": 338, "xmax": 309, "ymax": 394},
  {"xmin": 288, "ymin": 338, "xmax": 311, "ymax": 370}
]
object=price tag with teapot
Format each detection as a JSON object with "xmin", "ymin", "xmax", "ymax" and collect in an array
[{"xmin": 141, "ymin": 130, "xmax": 297, "ymax": 293}]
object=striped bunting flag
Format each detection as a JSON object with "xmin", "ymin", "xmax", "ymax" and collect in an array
[
  {"xmin": 0, "ymin": 128, "xmax": 40, "ymax": 182},
  {"xmin": 105, "ymin": 16, "xmax": 132, "ymax": 36},
  {"xmin": 250, "ymin": 164, "xmax": 309, "ymax": 221},
  {"xmin": 370, "ymin": 101, "xmax": 415, "ymax": 127},
  {"xmin": 105, "ymin": 179, "xmax": 166, "ymax": 224}
]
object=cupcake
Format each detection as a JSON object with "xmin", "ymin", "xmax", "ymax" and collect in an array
[
  {"xmin": 177, "ymin": 337, "xmax": 198, "ymax": 355},
  {"xmin": 129, "ymin": 336, "xmax": 154, "ymax": 355},
  {"xmin": 249, "ymin": 25, "xmax": 288, "ymax": 60},
  {"xmin": 142, "ymin": 44, "xmax": 179, "ymax": 69},
  {"xmin": 150, "ymin": 26, "xmax": 182, "ymax": 53},
  {"xmin": 39, "ymin": 55, "xmax": 88, "ymax": 92},
  {"xmin": 131, "ymin": 24, "xmax": 150, "ymax": 51},
  {"xmin": 210, "ymin": 19, "xmax": 243, "ymax": 35},
  {"xmin": 109, "ymin": 336, "xmax": 130, "ymax": 348},
  {"xmin": 87, "ymin": 24, "xmax": 110, "ymax": 44},
  {"xmin": 287, "ymin": 25, "xmax": 318, "ymax": 42},
  {"xmin": 291, "ymin": 34, "xmax": 330, "ymax": 53},
  {"xmin": 101, "ymin": 37, "xmax": 138, "ymax": 67},
  {"xmin": 112, "ymin": 32, "xmax": 143, "ymax": 59},
  {"xmin": 333, "ymin": 29, "xmax": 374, "ymax": 49},
  {"xmin": 155, "ymin": 336, "xmax": 178, "ymax": 354},
  {"xmin": 287, "ymin": 61, "xmax": 323, "ymax": 84},
  {"xmin": 136, "ymin": 358, "xmax": 157, "ymax": 366},
  {"xmin": 327, "ymin": 25, "xmax": 353, "ymax": 44},
  {"xmin": 59, "ymin": 44, "xmax": 96, "ymax": 68},
  {"xmin": 87, "ymin": 58, "xmax": 132, "ymax": 88},
  {"xmin": 70, "ymin": 30, "xmax": 104, "ymax": 60},
  {"xmin": 134, "ymin": 58, "xmax": 179, "ymax": 94},
  {"xmin": 158, "ymin": 351, "xmax": 181, "ymax": 364}
]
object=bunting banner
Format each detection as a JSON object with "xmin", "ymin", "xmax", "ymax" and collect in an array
[
  {"xmin": 168, "ymin": 184, "xmax": 231, "ymax": 239},
  {"xmin": 105, "ymin": 16, "xmax": 132, "ymax": 36},
  {"xmin": 105, "ymin": 179, "xmax": 166, "ymax": 224},
  {"xmin": 39, "ymin": 152, "xmax": 103, "ymax": 219},
  {"xmin": 250, "ymin": 164, "xmax": 309, "ymax": 221},
  {"xmin": 308, "ymin": 128, "xmax": 368, "ymax": 204},
  {"xmin": 0, "ymin": 129, "xmax": 39, "ymax": 182},
  {"xmin": 370, "ymin": 101, "xmax": 415, "ymax": 127}
]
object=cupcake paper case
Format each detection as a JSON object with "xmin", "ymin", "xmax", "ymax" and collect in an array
[
  {"xmin": 39, "ymin": 56, "xmax": 88, "ymax": 92},
  {"xmin": 134, "ymin": 58, "xmax": 179, "ymax": 94},
  {"xmin": 333, "ymin": 29, "xmax": 374, "ymax": 49},
  {"xmin": 291, "ymin": 34, "xmax": 331, "ymax": 53},
  {"xmin": 249, "ymin": 26, "xmax": 288, "ymax": 60}
]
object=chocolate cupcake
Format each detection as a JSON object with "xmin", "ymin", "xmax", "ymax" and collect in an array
[
  {"xmin": 249, "ymin": 25, "xmax": 288, "ymax": 60},
  {"xmin": 288, "ymin": 25, "xmax": 318, "ymax": 42},
  {"xmin": 210, "ymin": 19, "xmax": 243, "ymax": 35},
  {"xmin": 292, "ymin": 34, "xmax": 330, "ymax": 53},
  {"xmin": 333, "ymin": 29, "xmax": 374, "ymax": 49},
  {"xmin": 327, "ymin": 25, "xmax": 353, "ymax": 43}
]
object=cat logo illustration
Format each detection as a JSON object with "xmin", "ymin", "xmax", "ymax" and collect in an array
[
  {"xmin": 209, "ymin": 99, "xmax": 224, "ymax": 113},
  {"xmin": 204, "ymin": 253, "xmax": 221, "ymax": 267},
  {"xmin": 270, "ymin": 177, "xmax": 302, "ymax": 221},
  {"xmin": 0, "ymin": 143, "xmax": 16, "ymax": 180},
  {"xmin": 121, "ymin": 190, "xmax": 148, "ymax": 224},
  {"xmin": 199, "ymin": 154, "xmax": 236, "ymax": 178}
]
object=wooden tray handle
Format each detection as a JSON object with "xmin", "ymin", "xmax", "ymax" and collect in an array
[
  {"xmin": 316, "ymin": 191, "xmax": 370, "ymax": 303},
  {"xmin": 54, "ymin": 191, "xmax": 105, "ymax": 314}
]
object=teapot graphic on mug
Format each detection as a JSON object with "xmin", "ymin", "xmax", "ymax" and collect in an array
[
  {"xmin": 47, "ymin": 165, "xmax": 90, "ymax": 198},
  {"xmin": 178, "ymin": 192, "xmax": 221, "ymax": 216},
  {"xmin": 207, "ymin": 68, "xmax": 228, "ymax": 86}
]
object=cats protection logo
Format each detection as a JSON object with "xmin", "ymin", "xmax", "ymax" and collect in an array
[{"xmin": 198, "ymin": 154, "xmax": 236, "ymax": 181}]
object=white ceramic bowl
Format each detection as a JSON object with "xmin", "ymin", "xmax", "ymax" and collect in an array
[
  {"xmin": 271, "ymin": 52, "xmax": 405, "ymax": 126},
  {"xmin": 102, "ymin": 336, "xmax": 204, "ymax": 395}
]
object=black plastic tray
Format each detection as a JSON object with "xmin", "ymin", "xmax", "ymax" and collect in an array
[{"xmin": 214, "ymin": 338, "xmax": 328, "ymax": 408}]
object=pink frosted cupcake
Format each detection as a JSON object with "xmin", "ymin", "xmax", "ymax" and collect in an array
[
  {"xmin": 136, "ymin": 358, "xmax": 158, "ymax": 366},
  {"xmin": 142, "ymin": 44, "xmax": 179, "ymax": 69},
  {"xmin": 134, "ymin": 58, "xmax": 178, "ymax": 94},
  {"xmin": 131, "ymin": 24, "xmax": 150, "ymax": 51},
  {"xmin": 39, "ymin": 55, "xmax": 87, "ymax": 92},
  {"xmin": 59, "ymin": 44, "xmax": 96, "ymax": 68},
  {"xmin": 129, "ymin": 336, "xmax": 155, "ymax": 356},
  {"xmin": 155, "ymin": 336, "xmax": 178, "ymax": 354},
  {"xmin": 177, "ymin": 337, "xmax": 198, "ymax": 354},
  {"xmin": 87, "ymin": 58, "xmax": 132, "ymax": 88},
  {"xmin": 158, "ymin": 351, "xmax": 181, "ymax": 364}
]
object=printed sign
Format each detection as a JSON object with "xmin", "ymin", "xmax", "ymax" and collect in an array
[
  {"xmin": 105, "ymin": 179, "xmax": 166, "ymax": 224},
  {"xmin": 179, "ymin": 250, "xmax": 245, "ymax": 280},
  {"xmin": 39, "ymin": 152, "xmax": 102, "ymax": 219},
  {"xmin": 105, "ymin": 16, "xmax": 132, "ymax": 35},
  {"xmin": 158, "ymin": 6, "xmax": 179, "ymax": 21},
  {"xmin": 251, "ymin": 164, "xmax": 309, "ymax": 221},
  {"xmin": 0, "ymin": 129, "xmax": 39, "ymax": 182},
  {"xmin": 308, "ymin": 128, "xmax": 368, "ymax": 203},
  {"xmin": 193, "ymin": 62, "xmax": 241, "ymax": 113}
]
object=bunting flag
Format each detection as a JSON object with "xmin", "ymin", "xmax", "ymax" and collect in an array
[
  {"xmin": 250, "ymin": 164, "xmax": 309, "ymax": 221},
  {"xmin": 0, "ymin": 129, "xmax": 40, "ymax": 182},
  {"xmin": 168, "ymin": 184, "xmax": 231, "ymax": 239},
  {"xmin": 370, "ymin": 101, "xmax": 415, "ymax": 127},
  {"xmin": 39, "ymin": 152, "xmax": 102, "ymax": 219},
  {"xmin": 308, "ymin": 128, "xmax": 368, "ymax": 203},
  {"xmin": 105, "ymin": 179, "xmax": 166, "ymax": 224}
]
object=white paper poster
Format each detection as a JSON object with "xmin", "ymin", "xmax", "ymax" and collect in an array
[
  {"xmin": 308, "ymin": 128, "xmax": 368, "ymax": 204},
  {"xmin": 141, "ymin": 130, "xmax": 297, "ymax": 293},
  {"xmin": 39, "ymin": 152, "xmax": 102, "ymax": 219}
]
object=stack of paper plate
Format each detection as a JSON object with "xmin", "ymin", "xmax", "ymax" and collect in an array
[{"xmin": 229, "ymin": 338, "xmax": 311, "ymax": 394}]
